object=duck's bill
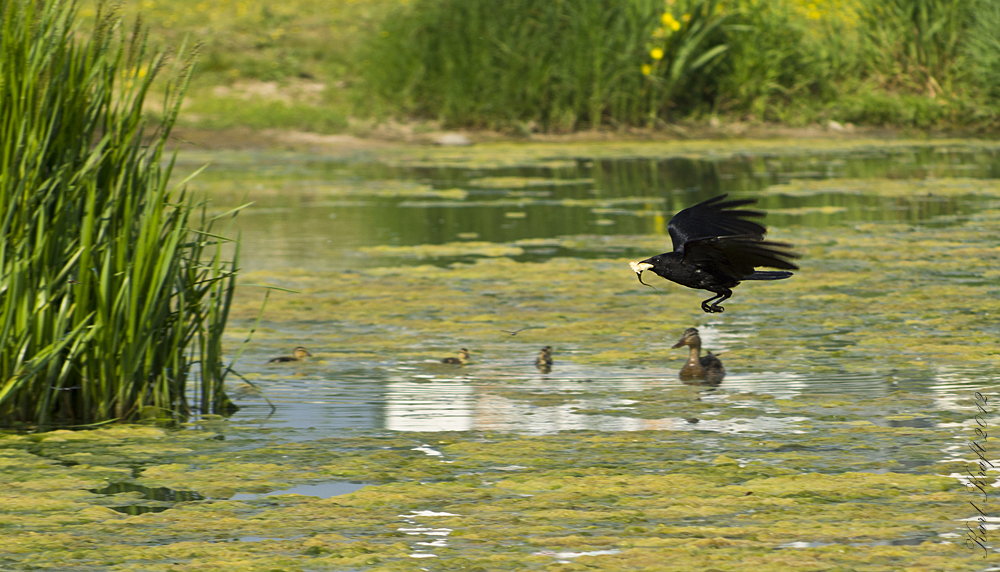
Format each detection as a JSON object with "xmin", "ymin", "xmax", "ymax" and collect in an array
[{"xmin": 629, "ymin": 261, "xmax": 654, "ymax": 286}]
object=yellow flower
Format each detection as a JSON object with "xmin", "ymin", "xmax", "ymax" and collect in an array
[
  {"xmin": 641, "ymin": 64, "xmax": 652, "ymax": 76},
  {"xmin": 662, "ymin": 12, "xmax": 681, "ymax": 31},
  {"xmin": 682, "ymin": 13, "xmax": 691, "ymax": 23},
  {"xmin": 650, "ymin": 47, "xmax": 664, "ymax": 60}
]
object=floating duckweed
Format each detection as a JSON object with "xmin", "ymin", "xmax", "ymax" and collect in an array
[
  {"xmin": 358, "ymin": 242, "xmax": 524, "ymax": 259},
  {"xmin": 467, "ymin": 176, "xmax": 592, "ymax": 188}
]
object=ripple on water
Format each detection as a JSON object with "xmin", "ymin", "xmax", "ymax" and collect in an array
[{"xmin": 228, "ymin": 361, "xmax": 988, "ymax": 438}]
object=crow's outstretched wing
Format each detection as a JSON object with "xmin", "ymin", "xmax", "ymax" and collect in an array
[
  {"xmin": 668, "ymin": 195, "xmax": 767, "ymax": 253},
  {"xmin": 681, "ymin": 236, "xmax": 799, "ymax": 280}
]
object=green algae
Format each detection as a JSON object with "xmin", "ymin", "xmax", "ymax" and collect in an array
[
  {"xmin": 3, "ymin": 140, "xmax": 1000, "ymax": 570},
  {"xmin": 467, "ymin": 177, "xmax": 593, "ymax": 189},
  {"xmin": 358, "ymin": 241, "xmax": 525, "ymax": 259},
  {"xmin": 0, "ymin": 423, "xmax": 984, "ymax": 571},
  {"xmin": 225, "ymin": 205, "xmax": 1000, "ymax": 371}
]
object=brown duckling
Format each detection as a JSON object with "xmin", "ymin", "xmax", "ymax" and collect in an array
[
  {"xmin": 672, "ymin": 328, "xmax": 724, "ymax": 385},
  {"xmin": 535, "ymin": 346, "xmax": 553, "ymax": 372},
  {"xmin": 442, "ymin": 348, "xmax": 471, "ymax": 365},
  {"xmin": 267, "ymin": 346, "xmax": 313, "ymax": 363}
]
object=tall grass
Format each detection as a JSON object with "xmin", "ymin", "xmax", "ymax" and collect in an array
[
  {"xmin": 861, "ymin": 0, "xmax": 972, "ymax": 96},
  {"xmin": 0, "ymin": 0, "xmax": 240, "ymax": 426},
  {"xmin": 357, "ymin": 0, "xmax": 664, "ymax": 130},
  {"xmin": 717, "ymin": 0, "xmax": 867, "ymax": 122},
  {"xmin": 962, "ymin": 0, "xmax": 1000, "ymax": 102},
  {"xmin": 357, "ymin": 0, "xmax": 996, "ymax": 130}
]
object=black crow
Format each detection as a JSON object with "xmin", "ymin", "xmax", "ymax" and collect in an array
[{"xmin": 630, "ymin": 195, "xmax": 798, "ymax": 313}]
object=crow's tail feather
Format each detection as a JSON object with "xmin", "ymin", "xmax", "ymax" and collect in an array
[{"xmin": 745, "ymin": 271, "xmax": 793, "ymax": 280}]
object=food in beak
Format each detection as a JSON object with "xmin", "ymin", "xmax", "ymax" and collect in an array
[{"xmin": 630, "ymin": 261, "xmax": 654, "ymax": 286}]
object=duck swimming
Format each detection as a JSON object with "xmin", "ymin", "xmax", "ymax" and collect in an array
[
  {"xmin": 535, "ymin": 346, "xmax": 553, "ymax": 372},
  {"xmin": 672, "ymin": 328, "xmax": 724, "ymax": 385},
  {"xmin": 267, "ymin": 347, "xmax": 313, "ymax": 363},
  {"xmin": 442, "ymin": 348, "xmax": 471, "ymax": 365}
]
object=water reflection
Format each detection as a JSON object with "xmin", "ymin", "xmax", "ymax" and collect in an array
[
  {"xmin": 198, "ymin": 145, "xmax": 998, "ymax": 443},
  {"xmin": 179, "ymin": 145, "xmax": 1000, "ymax": 272},
  {"xmin": 89, "ymin": 482, "xmax": 204, "ymax": 515},
  {"xmin": 384, "ymin": 376, "xmax": 474, "ymax": 432},
  {"xmin": 230, "ymin": 361, "xmax": 984, "ymax": 438}
]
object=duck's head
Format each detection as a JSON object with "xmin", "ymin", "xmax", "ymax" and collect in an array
[
  {"xmin": 459, "ymin": 348, "xmax": 471, "ymax": 359},
  {"xmin": 539, "ymin": 346, "xmax": 552, "ymax": 355},
  {"xmin": 671, "ymin": 328, "xmax": 701, "ymax": 349},
  {"xmin": 293, "ymin": 347, "xmax": 313, "ymax": 359}
]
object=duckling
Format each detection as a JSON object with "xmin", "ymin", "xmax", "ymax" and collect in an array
[
  {"xmin": 442, "ymin": 348, "xmax": 470, "ymax": 365},
  {"xmin": 672, "ymin": 328, "xmax": 724, "ymax": 385},
  {"xmin": 535, "ymin": 346, "xmax": 553, "ymax": 372},
  {"xmin": 267, "ymin": 346, "xmax": 313, "ymax": 363}
]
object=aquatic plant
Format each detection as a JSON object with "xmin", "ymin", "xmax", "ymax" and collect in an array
[{"xmin": 0, "ymin": 0, "xmax": 240, "ymax": 425}]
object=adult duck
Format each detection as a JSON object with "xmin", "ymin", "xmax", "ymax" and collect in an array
[{"xmin": 672, "ymin": 328, "xmax": 724, "ymax": 385}]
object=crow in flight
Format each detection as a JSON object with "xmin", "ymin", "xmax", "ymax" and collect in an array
[{"xmin": 629, "ymin": 195, "xmax": 799, "ymax": 313}]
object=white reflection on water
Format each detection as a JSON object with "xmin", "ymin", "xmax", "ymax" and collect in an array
[
  {"xmin": 229, "ymin": 355, "xmax": 994, "ymax": 439},
  {"xmin": 385, "ymin": 378, "xmax": 474, "ymax": 432}
]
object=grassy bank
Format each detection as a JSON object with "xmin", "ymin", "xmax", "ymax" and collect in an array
[{"xmin": 84, "ymin": 0, "xmax": 1000, "ymax": 136}]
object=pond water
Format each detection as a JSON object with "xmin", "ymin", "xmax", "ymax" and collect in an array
[
  {"xmin": 175, "ymin": 141, "xmax": 1000, "ymax": 443},
  {"xmin": 4, "ymin": 139, "xmax": 997, "ymax": 571},
  {"xmin": 181, "ymin": 143, "xmax": 1000, "ymax": 272}
]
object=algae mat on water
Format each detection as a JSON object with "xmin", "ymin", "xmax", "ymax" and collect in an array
[
  {"xmin": 229, "ymin": 179, "xmax": 1000, "ymax": 372},
  {"xmin": 2, "ymin": 175, "xmax": 997, "ymax": 570},
  {"xmin": 0, "ymin": 419, "xmax": 985, "ymax": 571}
]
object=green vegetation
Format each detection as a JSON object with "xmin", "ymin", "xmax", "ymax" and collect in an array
[
  {"xmin": 0, "ymin": 0, "xmax": 239, "ymax": 426},
  {"xmin": 362, "ymin": 0, "xmax": 996, "ymax": 129},
  {"xmin": 92, "ymin": 0, "xmax": 1000, "ymax": 133}
]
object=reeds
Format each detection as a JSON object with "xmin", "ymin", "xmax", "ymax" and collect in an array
[
  {"xmin": 861, "ymin": 0, "xmax": 972, "ymax": 96},
  {"xmin": 0, "ymin": 0, "xmax": 239, "ymax": 426},
  {"xmin": 356, "ymin": 0, "xmax": 993, "ymax": 129},
  {"xmin": 357, "ymin": 0, "xmax": 664, "ymax": 130}
]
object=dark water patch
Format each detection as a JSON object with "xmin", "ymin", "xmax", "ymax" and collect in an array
[{"xmin": 88, "ymin": 482, "xmax": 204, "ymax": 515}]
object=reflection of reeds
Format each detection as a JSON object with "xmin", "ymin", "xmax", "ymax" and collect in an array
[{"xmin": 0, "ymin": 0, "xmax": 239, "ymax": 426}]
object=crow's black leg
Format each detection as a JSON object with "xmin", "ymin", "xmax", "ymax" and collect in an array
[
  {"xmin": 700, "ymin": 293, "xmax": 723, "ymax": 313},
  {"xmin": 701, "ymin": 289, "xmax": 732, "ymax": 313}
]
